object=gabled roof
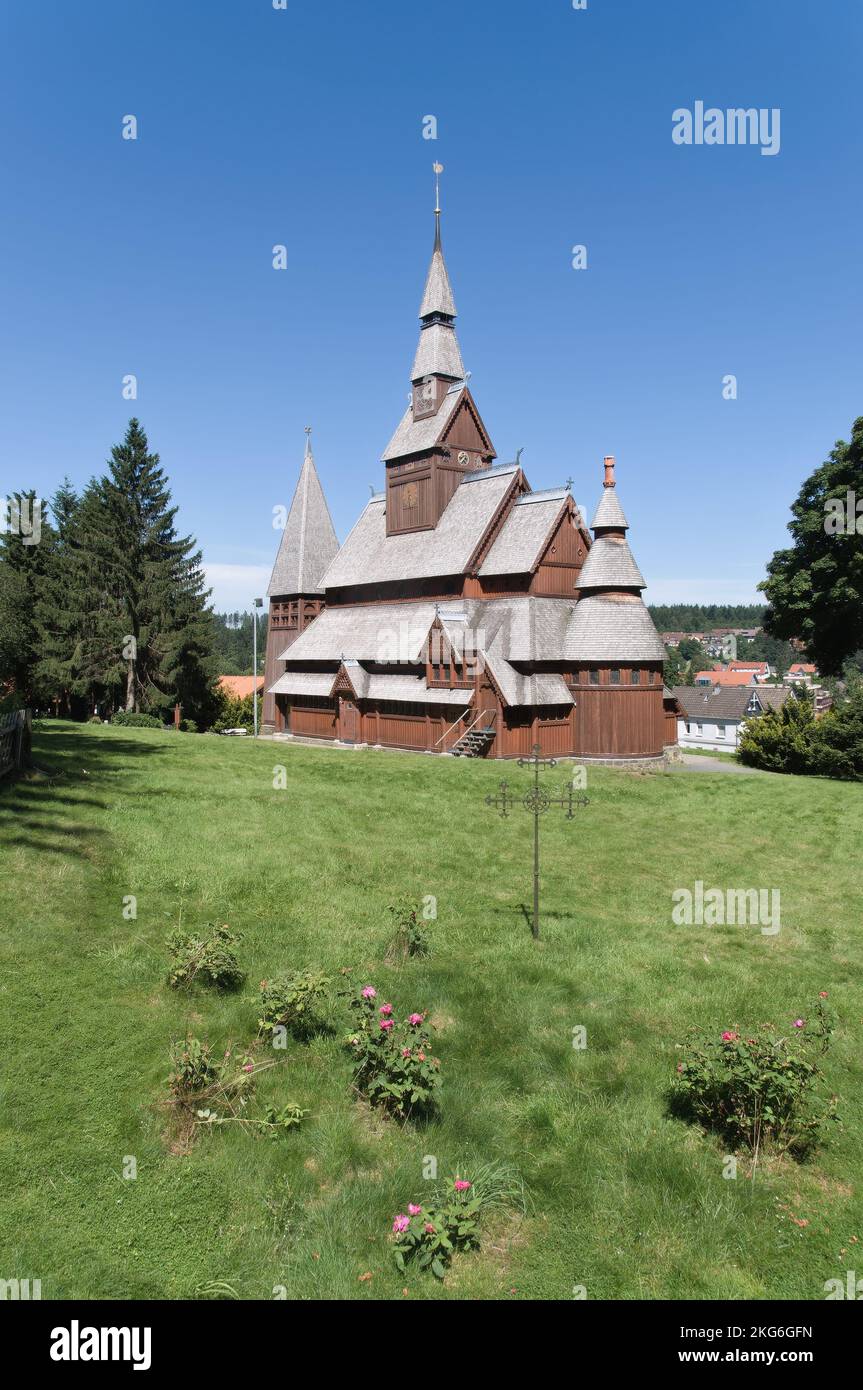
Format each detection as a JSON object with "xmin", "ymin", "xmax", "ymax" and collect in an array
[
  {"xmin": 564, "ymin": 595, "xmax": 665, "ymax": 662},
  {"xmin": 577, "ymin": 534, "xmax": 645, "ymax": 591},
  {"xmin": 672, "ymin": 684, "xmax": 793, "ymax": 721},
  {"xmin": 278, "ymin": 601, "xmax": 440, "ymax": 663},
  {"xmin": 591, "ymin": 487, "xmax": 629, "ymax": 531},
  {"xmin": 478, "ymin": 492, "xmax": 569, "ymax": 578},
  {"xmin": 319, "ymin": 466, "xmax": 518, "ymax": 589},
  {"xmin": 267, "ymin": 437, "xmax": 339, "ymax": 597},
  {"xmin": 382, "ymin": 384, "xmax": 464, "ymax": 462},
  {"xmin": 694, "ymin": 670, "xmax": 757, "ymax": 687}
]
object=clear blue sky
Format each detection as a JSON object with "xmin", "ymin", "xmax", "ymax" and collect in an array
[{"xmin": 1, "ymin": 0, "xmax": 860, "ymax": 610}]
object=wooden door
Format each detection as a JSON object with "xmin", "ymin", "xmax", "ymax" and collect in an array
[{"xmin": 340, "ymin": 697, "xmax": 360, "ymax": 743}]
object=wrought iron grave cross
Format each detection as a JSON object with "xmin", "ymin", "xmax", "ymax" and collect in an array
[{"xmin": 485, "ymin": 743, "xmax": 589, "ymax": 940}]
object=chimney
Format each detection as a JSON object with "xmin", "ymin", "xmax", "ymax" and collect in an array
[{"xmin": 603, "ymin": 455, "xmax": 616, "ymax": 488}]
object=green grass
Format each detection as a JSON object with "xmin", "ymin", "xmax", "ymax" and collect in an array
[{"xmin": 1, "ymin": 721, "xmax": 862, "ymax": 1300}]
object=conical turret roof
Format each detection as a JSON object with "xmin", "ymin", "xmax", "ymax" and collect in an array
[{"xmin": 267, "ymin": 433, "xmax": 339, "ymax": 597}]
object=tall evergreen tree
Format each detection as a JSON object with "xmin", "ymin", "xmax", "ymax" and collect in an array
[
  {"xmin": 0, "ymin": 489, "xmax": 53, "ymax": 704},
  {"xmin": 32, "ymin": 479, "xmax": 86, "ymax": 715},
  {"xmin": 75, "ymin": 420, "xmax": 218, "ymax": 720}
]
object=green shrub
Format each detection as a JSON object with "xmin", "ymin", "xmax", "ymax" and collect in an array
[
  {"xmin": 386, "ymin": 899, "xmax": 431, "ymax": 961},
  {"xmin": 165, "ymin": 1038, "xmax": 276, "ymax": 1149},
  {"xmin": 180, "ymin": 718, "xmax": 198, "ymax": 733},
  {"xmin": 111, "ymin": 710, "xmax": 163, "ymax": 729},
  {"xmin": 166, "ymin": 922, "xmax": 245, "ymax": 991},
  {"xmin": 670, "ymin": 996, "xmax": 838, "ymax": 1158},
  {"xmin": 344, "ymin": 985, "xmax": 440, "ymax": 1121},
  {"xmin": 258, "ymin": 970, "xmax": 331, "ymax": 1041},
  {"xmin": 739, "ymin": 689, "xmax": 863, "ymax": 780},
  {"xmin": 391, "ymin": 1163, "xmax": 524, "ymax": 1279}
]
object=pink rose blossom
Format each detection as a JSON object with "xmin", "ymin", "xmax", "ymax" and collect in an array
[
  {"xmin": 392, "ymin": 1214, "xmax": 410, "ymax": 1234},
  {"xmin": 418, "ymin": 1052, "xmax": 426, "ymax": 1061},
  {"xmin": 408, "ymin": 1013, "xmax": 424, "ymax": 1026},
  {"xmin": 819, "ymin": 991, "xmax": 828, "ymax": 999},
  {"xmin": 361, "ymin": 986, "xmax": 377, "ymax": 999},
  {"xmin": 380, "ymin": 1019, "xmax": 395, "ymax": 1031},
  {"xmin": 408, "ymin": 1203, "xmax": 422, "ymax": 1216},
  {"xmin": 721, "ymin": 1031, "xmax": 738, "ymax": 1042},
  {"xmin": 677, "ymin": 1062, "xmax": 684, "ymax": 1073},
  {"xmin": 454, "ymin": 1179, "xmax": 471, "ymax": 1192},
  {"xmin": 793, "ymin": 1019, "xmax": 806, "ymax": 1028},
  {"xmin": 401, "ymin": 1048, "xmax": 411, "ymax": 1058},
  {"xmin": 424, "ymin": 1223, "xmax": 436, "ymax": 1234},
  {"xmin": 379, "ymin": 1003, "xmax": 393, "ymax": 1017},
  {"xmin": 242, "ymin": 1063, "xmax": 254, "ymax": 1072}
]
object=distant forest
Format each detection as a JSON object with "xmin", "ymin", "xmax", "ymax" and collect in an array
[
  {"xmin": 212, "ymin": 611, "xmax": 268, "ymax": 675},
  {"xmin": 647, "ymin": 604, "xmax": 767, "ymax": 632}
]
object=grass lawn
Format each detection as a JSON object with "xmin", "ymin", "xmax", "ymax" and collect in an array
[{"xmin": 1, "ymin": 720, "xmax": 862, "ymax": 1301}]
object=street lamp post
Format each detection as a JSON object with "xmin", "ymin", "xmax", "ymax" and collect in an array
[{"xmin": 253, "ymin": 597, "xmax": 263, "ymax": 737}]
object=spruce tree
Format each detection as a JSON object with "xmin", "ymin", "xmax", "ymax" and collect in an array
[
  {"xmin": 0, "ymin": 489, "xmax": 53, "ymax": 705},
  {"xmin": 81, "ymin": 419, "xmax": 218, "ymax": 720}
]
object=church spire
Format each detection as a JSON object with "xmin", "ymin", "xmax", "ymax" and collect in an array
[{"xmin": 412, "ymin": 164, "xmax": 463, "ymax": 380}]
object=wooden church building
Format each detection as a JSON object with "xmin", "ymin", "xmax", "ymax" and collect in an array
[{"xmin": 263, "ymin": 198, "xmax": 675, "ymax": 760}]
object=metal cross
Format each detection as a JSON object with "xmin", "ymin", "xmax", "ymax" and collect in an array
[{"xmin": 485, "ymin": 743, "xmax": 589, "ymax": 940}]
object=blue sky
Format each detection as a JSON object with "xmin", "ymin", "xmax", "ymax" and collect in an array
[{"xmin": 1, "ymin": 0, "xmax": 860, "ymax": 610}]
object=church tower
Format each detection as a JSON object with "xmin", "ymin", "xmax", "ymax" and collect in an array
[
  {"xmin": 381, "ymin": 167, "xmax": 496, "ymax": 537},
  {"xmin": 261, "ymin": 430, "xmax": 339, "ymax": 732}
]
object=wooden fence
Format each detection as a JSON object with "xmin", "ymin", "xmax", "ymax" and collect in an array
[{"xmin": 0, "ymin": 709, "xmax": 31, "ymax": 778}]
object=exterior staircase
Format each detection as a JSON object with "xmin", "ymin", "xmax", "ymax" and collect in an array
[{"xmin": 451, "ymin": 724, "xmax": 497, "ymax": 757}]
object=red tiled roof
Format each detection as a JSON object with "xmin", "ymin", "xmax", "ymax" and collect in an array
[
  {"xmin": 789, "ymin": 663, "xmax": 817, "ymax": 674},
  {"xmin": 694, "ymin": 670, "xmax": 757, "ymax": 687},
  {"xmin": 218, "ymin": 675, "xmax": 264, "ymax": 698},
  {"xmin": 728, "ymin": 660, "xmax": 769, "ymax": 672}
]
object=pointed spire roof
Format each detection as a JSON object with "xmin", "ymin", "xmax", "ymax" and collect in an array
[
  {"xmin": 419, "ymin": 213, "xmax": 457, "ymax": 318},
  {"xmin": 267, "ymin": 431, "xmax": 339, "ymax": 597},
  {"xmin": 590, "ymin": 455, "xmax": 629, "ymax": 530}
]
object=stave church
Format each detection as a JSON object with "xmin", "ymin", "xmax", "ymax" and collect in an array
[{"xmin": 262, "ymin": 190, "xmax": 677, "ymax": 761}]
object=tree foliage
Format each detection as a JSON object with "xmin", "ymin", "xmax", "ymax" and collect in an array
[{"xmin": 761, "ymin": 416, "xmax": 863, "ymax": 676}]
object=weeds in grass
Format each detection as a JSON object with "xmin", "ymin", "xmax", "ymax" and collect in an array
[
  {"xmin": 258, "ymin": 970, "xmax": 332, "ymax": 1042},
  {"xmin": 163, "ymin": 1037, "xmax": 278, "ymax": 1151},
  {"xmin": 166, "ymin": 922, "xmax": 245, "ymax": 992},
  {"xmin": 385, "ymin": 899, "xmax": 430, "ymax": 963}
]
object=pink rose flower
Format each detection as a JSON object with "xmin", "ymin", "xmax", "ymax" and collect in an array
[
  {"xmin": 454, "ymin": 1179, "xmax": 471, "ymax": 1192},
  {"xmin": 401, "ymin": 1048, "xmax": 411, "ymax": 1058},
  {"xmin": 242, "ymin": 1063, "xmax": 254, "ymax": 1072},
  {"xmin": 361, "ymin": 986, "xmax": 377, "ymax": 999},
  {"xmin": 380, "ymin": 1019, "xmax": 395, "ymax": 1031},
  {"xmin": 379, "ymin": 1003, "xmax": 393, "ymax": 1016},
  {"xmin": 392, "ymin": 1214, "xmax": 410, "ymax": 1234},
  {"xmin": 677, "ymin": 1062, "xmax": 684, "ymax": 1073},
  {"xmin": 408, "ymin": 1013, "xmax": 423, "ymax": 1026},
  {"xmin": 721, "ymin": 1031, "xmax": 738, "ymax": 1042},
  {"xmin": 408, "ymin": 1203, "xmax": 422, "ymax": 1216},
  {"xmin": 424, "ymin": 1223, "xmax": 436, "ymax": 1234},
  {"xmin": 793, "ymin": 1018, "xmax": 806, "ymax": 1028},
  {"xmin": 417, "ymin": 1052, "xmax": 426, "ymax": 1061},
  {"xmin": 819, "ymin": 991, "xmax": 828, "ymax": 999}
]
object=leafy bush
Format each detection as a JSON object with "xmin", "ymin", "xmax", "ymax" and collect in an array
[
  {"xmin": 211, "ymin": 689, "xmax": 259, "ymax": 735},
  {"xmin": 197, "ymin": 1100, "xmax": 307, "ymax": 1138},
  {"xmin": 739, "ymin": 689, "xmax": 863, "ymax": 780},
  {"xmin": 111, "ymin": 710, "xmax": 163, "ymax": 729},
  {"xmin": 386, "ymin": 899, "xmax": 431, "ymax": 962},
  {"xmin": 671, "ymin": 996, "xmax": 838, "ymax": 1158},
  {"xmin": 344, "ymin": 985, "xmax": 441, "ymax": 1121},
  {"xmin": 180, "ymin": 718, "xmax": 198, "ymax": 733},
  {"xmin": 166, "ymin": 922, "xmax": 245, "ymax": 992},
  {"xmin": 258, "ymin": 970, "xmax": 331, "ymax": 1041},
  {"xmin": 391, "ymin": 1164, "xmax": 524, "ymax": 1279}
]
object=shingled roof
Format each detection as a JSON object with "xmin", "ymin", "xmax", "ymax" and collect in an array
[
  {"xmin": 564, "ymin": 595, "xmax": 666, "ymax": 661},
  {"xmin": 267, "ymin": 436, "xmax": 339, "ymax": 597},
  {"xmin": 591, "ymin": 487, "xmax": 629, "ymax": 531},
  {"xmin": 381, "ymin": 384, "xmax": 464, "ymax": 463},
  {"xmin": 478, "ymin": 491, "xmax": 569, "ymax": 577},
  {"xmin": 411, "ymin": 322, "xmax": 464, "ymax": 381},
  {"xmin": 577, "ymin": 534, "xmax": 645, "ymax": 591},
  {"xmin": 319, "ymin": 465, "xmax": 518, "ymax": 589},
  {"xmin": 419, "ymin": 213, "xmax": 457, "ymax": 318}
]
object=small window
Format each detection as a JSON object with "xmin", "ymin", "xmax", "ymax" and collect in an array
[
  {"xmin": 632, "ymin": 669, "xmax": 640, "ymax": 685},
  {"xmin": 716, "ymin": 724, "xmax": 725, "ymax": 738},
  {"xmin": 589, "ymin": 669, "xmax": 599, "ymax": 686},
  {"xmin": 697, "ymin": 723, "xmax": 703, "ymax": 735},
  {"xmin": 610, "ymin": 669, "xmax": 621, "ymax": 685}
]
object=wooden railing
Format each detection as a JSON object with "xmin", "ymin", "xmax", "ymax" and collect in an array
[
  {"xmin": 435, "ymin": 707, "xmax": 496, "ymax": 749},
  {"xmin": 0, "ymin": 709, "xmax": 31, "ymax": 779}
]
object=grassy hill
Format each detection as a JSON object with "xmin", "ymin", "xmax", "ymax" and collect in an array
[{"xmin": 1, "ymin": 722, "xmax": 861, "ymax": 1300}]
